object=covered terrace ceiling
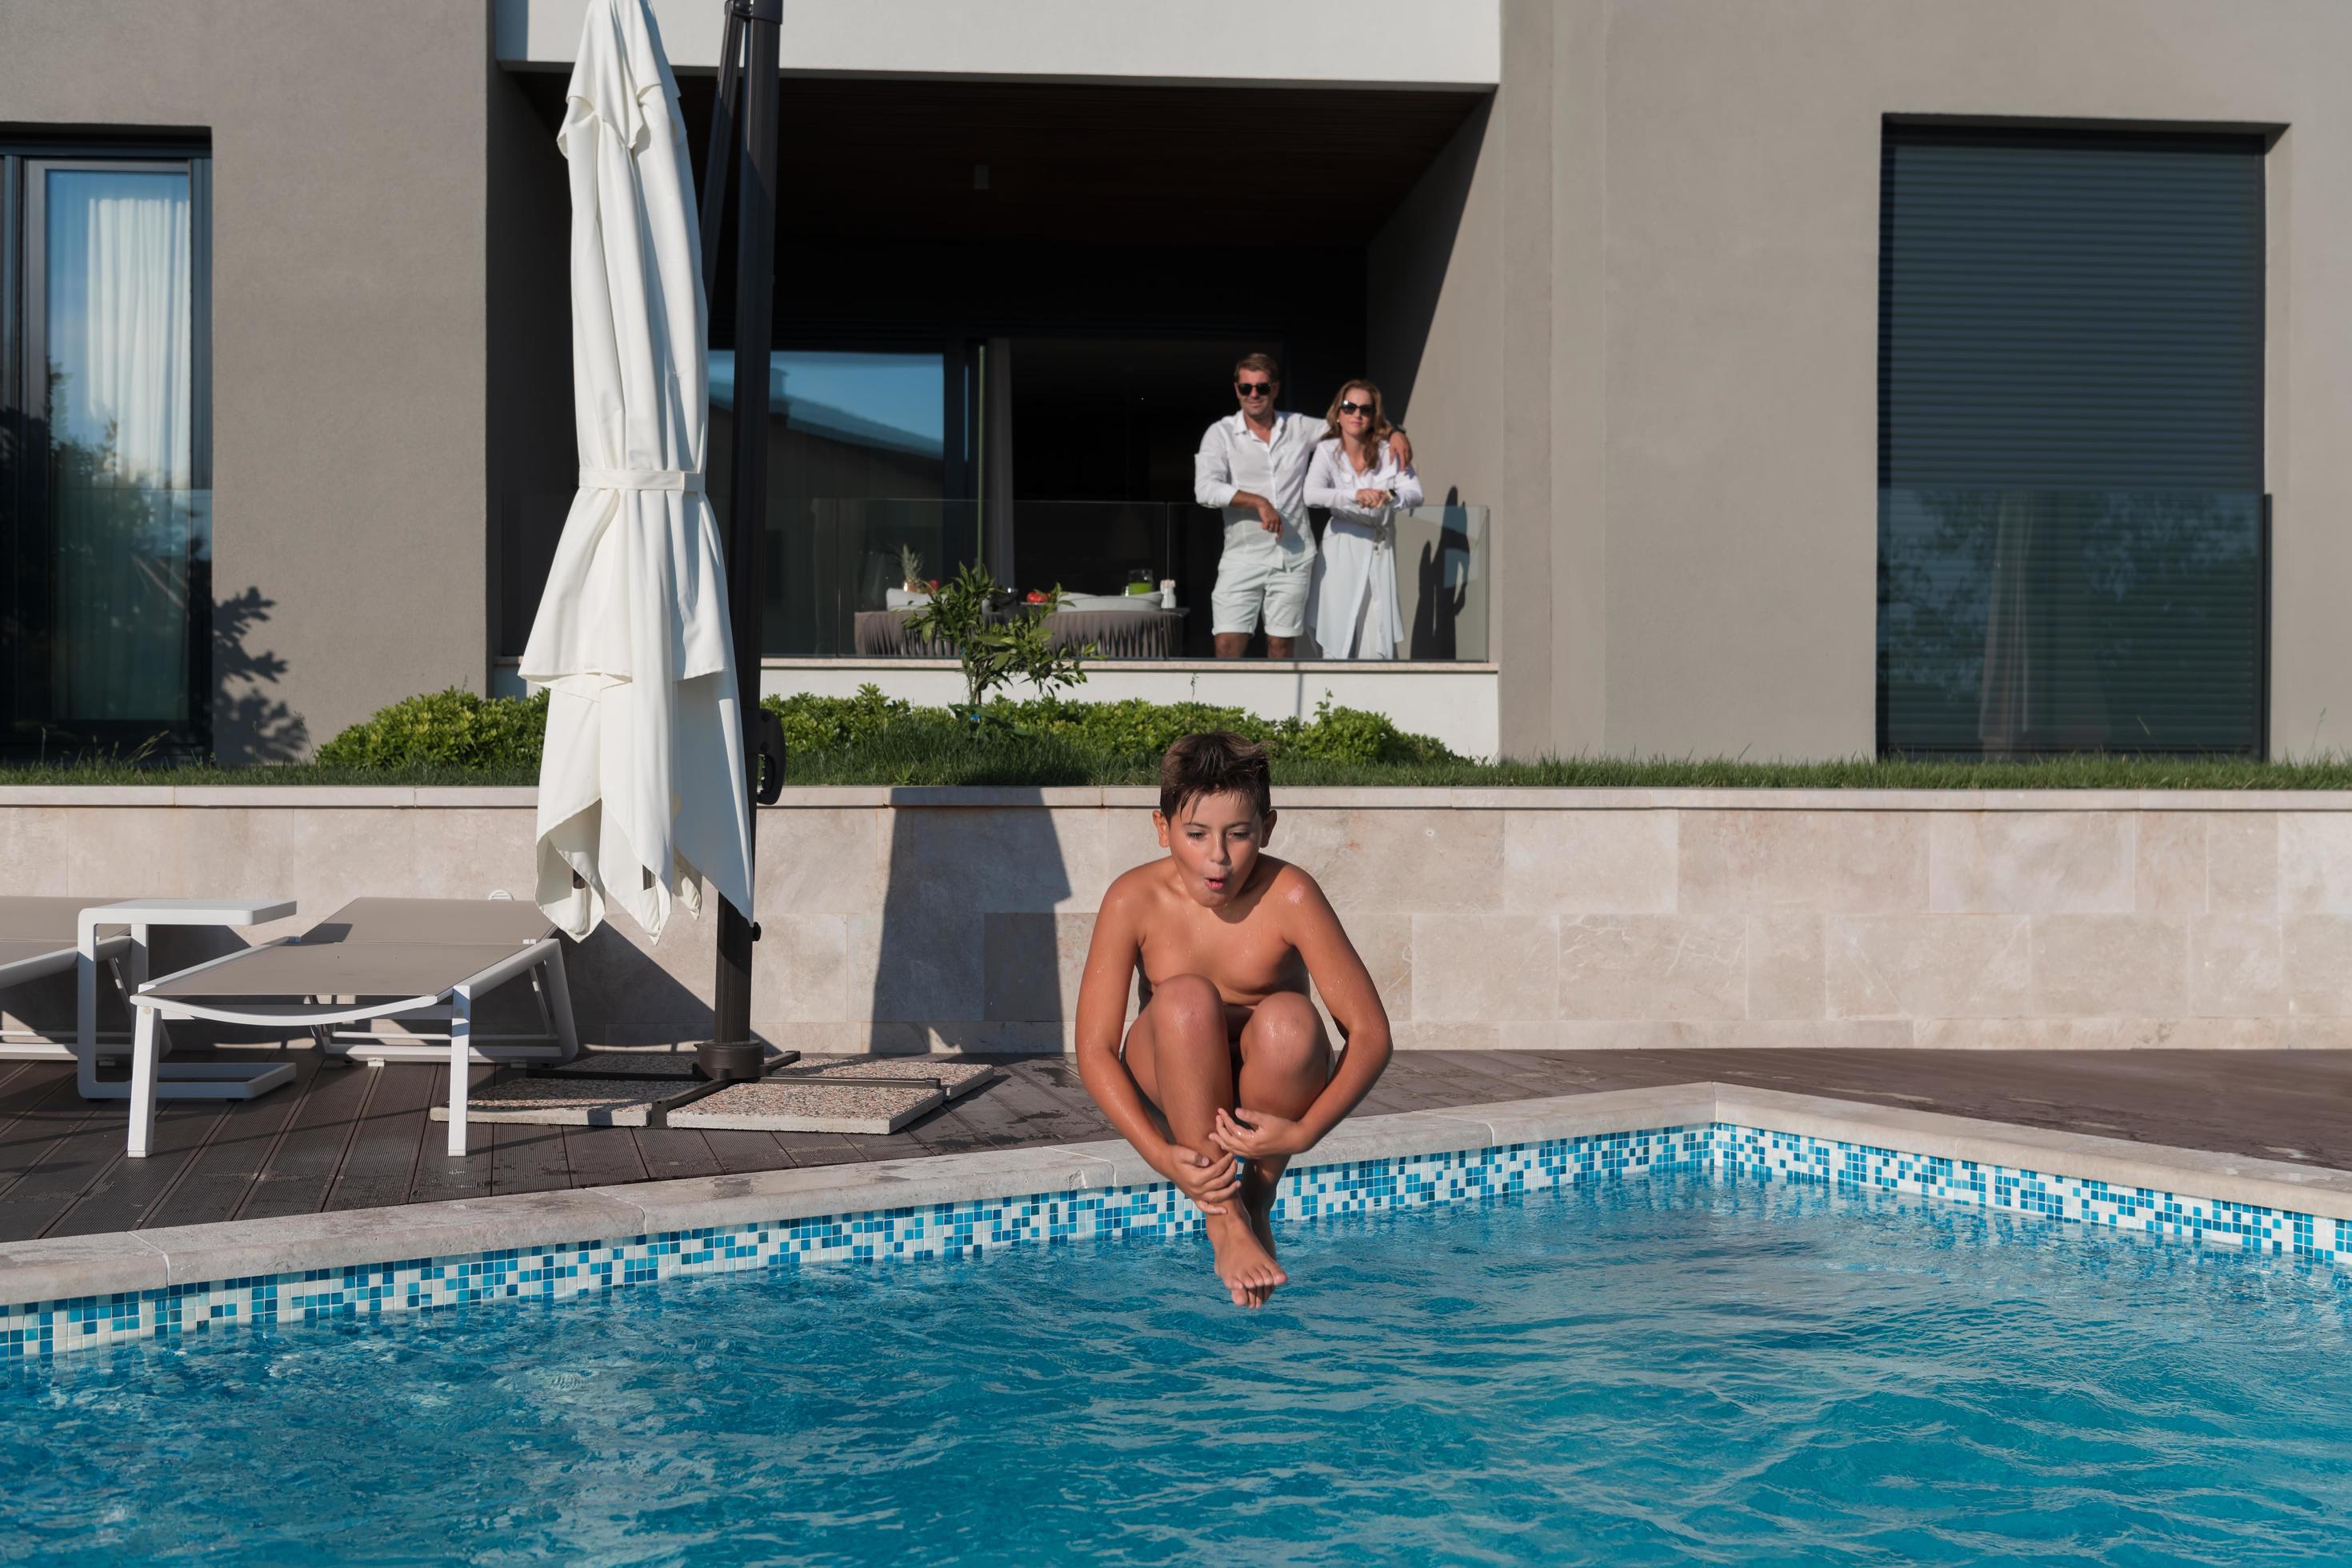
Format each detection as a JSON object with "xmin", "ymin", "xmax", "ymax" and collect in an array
[{"xmin": 511, "ymin": 74, "xmax": 1488, "ymax": 246}]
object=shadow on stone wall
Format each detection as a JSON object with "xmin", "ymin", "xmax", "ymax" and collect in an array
[
  {"xmin": 557, "ymin": 921, "xmax": 721, "ymax": 1046},
  {"xmin": 873, "ymin": 790, "xmax": 1074, "ymax": 1054}
]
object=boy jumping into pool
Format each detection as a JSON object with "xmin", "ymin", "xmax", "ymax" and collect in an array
[{"xmin": 1074, "ymin": 732, "xmax": 1393, "ymax": 1309}]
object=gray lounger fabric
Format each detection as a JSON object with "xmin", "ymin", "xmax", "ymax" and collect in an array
[
  {"xmin": 0, "ymin": 897, "xmax": 127, "ymax": 984},
  {"xmin": 0, "ymin": 897, "xmax": 127, "ymax": 942},
  {"xmin": 142, "ymin": 898, "xmax": 555, "ymax": 999}
]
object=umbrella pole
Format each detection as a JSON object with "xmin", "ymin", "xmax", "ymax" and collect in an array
[{"xmin": 702, "ymin": 0, "xmax": 782, "ymax": 1080}]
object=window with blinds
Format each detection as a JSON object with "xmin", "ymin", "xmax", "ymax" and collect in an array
[{"xmin": 1876, "ymin": 126, "xmax": 2268, "ymax": 757}]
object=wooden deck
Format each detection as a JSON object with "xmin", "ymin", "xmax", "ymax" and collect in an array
[{"xmin": 3, "ymin": 1048, "xmax": 2350, "ymax": 1243}]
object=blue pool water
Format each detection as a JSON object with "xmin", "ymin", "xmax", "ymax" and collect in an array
[{"xmin": 6, "ymin": 1175, "xmax": 2351, "ymax": 1566}]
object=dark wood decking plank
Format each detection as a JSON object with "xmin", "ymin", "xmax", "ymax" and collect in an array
[
  {"xmin": 141, "ymin": 1048, "xmax": 326, "ymax": 1228},
  {"xmin": 0, "ymin": 1100, "xmax": 142, "ymax": 1241},
  {"xmin": 842, "ymin": 1122, "xmax": 940, "ymax": 1162},
  {"xmin": 961, "ymin": 1068, "xmax": 1109, "ymax": 1147},
  {"xmin": 42, "ymin": 1097, "xmax": 236, "ymax": 1238},
  {"xmin": 1421, "ymin": 1050, "xmax": 1565, "ymax": 1102},
  {"xmin": 1383, "ymin": 1051, "xmax": 1509, "ymax": 1105},
  {"xmin": 630, "ymin": 1126, "xmax": 723, "ymax": 1181},
  {"xmin": 561, "ymin": 1125, "xmax": 650, "ymax": 1188},
  {"xmin": 899, "ymin": 1097, "xmax": 1019, "ymax": 1155},
  {"xmin": 234, "ymin": 1056, "xmax": 379, "ymax": 1221},
  {"xmin": 1511, "ymin": 1050, "xmax": 1689, "ymax": 1095},
  {"xmin": 490, "ymin": 1121, "xmax": 574, "ymax": 1196},
  {"xmin": 937, "ymin": 1080, "xmax": 1046, "ymax": 1147},
  {"xmin": 1353, "ymin": 1053, "xmax": 1457, "ymax": 1114},
  {"xmin": 1010, "ymin": 1054, "xmax": 1089, "ymax": 1097},
  {"xmin": 769, "ymin": 1128, "xmax": 865, "ymax": 1167},
  {"xmin": 405, "ymin": 1066, "xmax": 498, "ymax": 1203},
  {"xmin": 0, "ymin": 1066, "xmax": 92, "ymax": 1193},
  {"xmin": 324, "ymin": 1062, "xmax": 439, "ymax": 1212},
  {"xmin": 699, "ymin": 1128, "xmax": 799, "ymax": 1176}
]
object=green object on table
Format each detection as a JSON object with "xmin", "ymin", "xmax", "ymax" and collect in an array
[{"xmin": 1122, "ymin": 582, "xmax": 1155, "ymax": 596}]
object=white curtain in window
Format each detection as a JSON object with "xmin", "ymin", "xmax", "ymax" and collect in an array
[{"xmin": 46, "ymin": 169, "xmax": 195, "ymax": 723}]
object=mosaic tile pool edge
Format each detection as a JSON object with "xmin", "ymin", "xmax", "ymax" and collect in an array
[
  {"xmin": 1716, "ymin": 1122, "xmax": 2352, "ymax": 1266},
  {"xmin": 2, "ymin": 1125, "xmax": 1702, "ymax": 1361},
  {"xmin": 10, "ymin": 1118, "xmax": 2348, "ymax": 1360}
]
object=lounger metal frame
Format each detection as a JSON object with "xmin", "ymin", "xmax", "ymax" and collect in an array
[
  {"xmin": 6, "ymin": 902, "xmax": 298, "ymax": 1102},
  {"xmin": 129, "ymin": 938, "xmax": 580, "ymax": 1159}
]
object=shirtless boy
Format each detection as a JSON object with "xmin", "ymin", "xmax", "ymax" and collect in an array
[{"xmin": 1074, "ymin": 732, "xmax": 1393, "ymax": 1308}]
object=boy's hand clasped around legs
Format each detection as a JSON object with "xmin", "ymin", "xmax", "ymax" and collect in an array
[
  {"xmin": 1167, "ymin": 1146, "xmax": 1243, "ymax": 1215},
  {"xmin": 1210, "ymin": 1107, "xmax": 1310, "ymax": 1162},
  {"xmin": 1073, "ymin": 734, "xmax": 1392, "ymax": 1309}
]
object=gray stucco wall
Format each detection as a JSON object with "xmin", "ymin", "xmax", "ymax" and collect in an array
[
  {"xmin": 1374, "ymin": 0, "xmax": 2352, "ymax": 763},
  {"xmin": 1, "ymin": 0, "xmax": 492, "ymax": 760}
]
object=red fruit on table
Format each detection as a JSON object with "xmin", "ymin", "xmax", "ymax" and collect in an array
[{"xmin": 1025, "ymin": 590, "xmax": 1046, "ymax": 604}]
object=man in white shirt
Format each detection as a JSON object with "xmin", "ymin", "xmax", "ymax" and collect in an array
[{"xmin": 1193, "ymin": 352, "xmax": 1410, "ymax": 658}]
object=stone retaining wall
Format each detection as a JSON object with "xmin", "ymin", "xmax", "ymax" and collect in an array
[{"xmin": 3, "ymin": 786, "xmax": 2348, "ymax": 1052}]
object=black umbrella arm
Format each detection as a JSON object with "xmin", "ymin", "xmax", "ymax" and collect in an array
[{"xmin": 704, "ymin": 0, "xmax": 782, "ymax": 1051}]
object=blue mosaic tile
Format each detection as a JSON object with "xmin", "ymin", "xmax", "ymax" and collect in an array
[
  {"xmin": 3, "ymin": 1118, "xmax": 2342, "ymax": 1362},
  {"xmin": 1710, "ymin": 1122, "xmax": 2348, "ymax": 1265}
]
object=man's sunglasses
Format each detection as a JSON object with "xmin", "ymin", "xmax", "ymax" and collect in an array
[
  {"xmin": 1338, "ymin": 400, "xmax": 1375, "ymax": 416},
  {"xmin": 1235, "ymin": 382, "xmax": 1274, "ymax": 397}
]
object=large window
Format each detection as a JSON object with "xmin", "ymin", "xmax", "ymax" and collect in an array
[
  {"xmin": 1878, "ymin": 126, "xmax": 2267, "ymax": 756},
  {"xmin": 1, "ymin": 145, "xmax": 211, "ymax": 754},
  {"xmin": 708, "ymin": 346, "xmax": 958, "ymax": 657}
]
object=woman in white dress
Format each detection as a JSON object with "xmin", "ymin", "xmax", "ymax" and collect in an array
[{"xmin": 1306, "ymin": 379, "xmax": 1422, "ymax": 659}]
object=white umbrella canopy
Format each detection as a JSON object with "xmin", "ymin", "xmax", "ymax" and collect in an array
[{"xmin": 521, "ymin": 0, "xmax": 753, "ymax": 942}]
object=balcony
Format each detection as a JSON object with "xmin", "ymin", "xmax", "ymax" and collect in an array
[
  {"xmin": 498, "ymin": 493, "xmax": 1500, "ymax": 756},
  {"xmin": 502, "ymin": 494, "xmax": 1490, "ymax": 664}
]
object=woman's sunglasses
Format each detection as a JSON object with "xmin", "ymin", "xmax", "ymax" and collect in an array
[{"xmin": 1338, "ymin": 400, "xmax": 1374, "ymax": 416}]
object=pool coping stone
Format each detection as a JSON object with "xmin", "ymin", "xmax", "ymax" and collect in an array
[{"xmin": 6, "ymin": 1078, "xmax": 2343, "ymax": 1312}]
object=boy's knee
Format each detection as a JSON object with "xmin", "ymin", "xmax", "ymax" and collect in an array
[
  {"xmin": 1249, "ymin": 994, "xmax": 1327, "ymax": 1069},
  {"xmin": 1152, "ymin": 974, "xmax": 1225, "ymax": 1038}
]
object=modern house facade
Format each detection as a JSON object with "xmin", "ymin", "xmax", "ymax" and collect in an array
[{"xmin": 4, "ymin": 0, "xmax": 2347, "ymax": 766}]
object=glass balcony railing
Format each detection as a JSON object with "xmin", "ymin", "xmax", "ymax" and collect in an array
[{"xmin": 499, "ymin": 494, "xmax": 1490, "ymax": 662}]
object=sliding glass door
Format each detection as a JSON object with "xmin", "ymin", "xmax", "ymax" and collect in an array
[
  {"xmin": 708, "ymin": 346, "xmax": 964, "ymax": 656},
  {"xmin": 2, "ymin": 147, "xmax": 211, "ymax": 754}
]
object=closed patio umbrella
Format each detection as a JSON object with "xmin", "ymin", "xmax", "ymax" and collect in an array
[{"xmin": 521, "ymin": 0, "xmax": 752, "ymax": 943}]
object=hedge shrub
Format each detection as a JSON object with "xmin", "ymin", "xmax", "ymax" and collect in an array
[
  {"xmin": 314, "ymin": 688, "xmax": 550, "ymax": 771},
  {"xmin": 766, "ymin": 688, "xmax": 1459, "ymax": 766},
  {"xmin": 311, "ymin": 683, "xmax": 1457, "ymax": 774}
]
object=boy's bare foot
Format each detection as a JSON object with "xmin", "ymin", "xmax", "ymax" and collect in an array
[{"xmin": 1205, "ymin": 1209, "xmax": 1286, "ymax": 1308}]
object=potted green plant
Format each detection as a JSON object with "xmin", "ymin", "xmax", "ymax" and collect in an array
[{"xmin": 901, "ymin": 562, "xmax": 1096, "ymax": 724}]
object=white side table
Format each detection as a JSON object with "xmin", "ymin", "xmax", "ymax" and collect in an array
[{"xmin": 78, "ymin": 899, "xmax": 300, "ymax": 1114}]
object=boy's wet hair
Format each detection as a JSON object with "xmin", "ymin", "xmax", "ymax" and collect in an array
[{"xmin": 1159, "ymin": 732, "xmax": 1273, "ymax": 823}]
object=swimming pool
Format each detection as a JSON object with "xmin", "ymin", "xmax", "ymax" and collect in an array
[{"xmin": 6, "ymin": 1174, "xmax": 2349, "ymax": 1566}]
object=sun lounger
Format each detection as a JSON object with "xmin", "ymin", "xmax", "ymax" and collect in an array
[
  {"xmin": 5, "ymin": 896, "xmax": 306, "ymax": 1106},
  {"xmin": 0, "ymin": 898, "xmax": 133, "ymax": 1072},
  {"xmin": 129, "ymin": 897, "xmax": 580, "ymax": 1158}
]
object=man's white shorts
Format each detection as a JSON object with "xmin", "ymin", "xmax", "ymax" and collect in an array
[{"xmin": 1211, "ymin": 537, "xmax": 1315, "ymax": 638}]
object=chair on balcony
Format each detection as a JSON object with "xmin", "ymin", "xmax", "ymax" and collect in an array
[{"xmin": 126, "ymin": 896, "xmax": 581, "ymax": 1160}]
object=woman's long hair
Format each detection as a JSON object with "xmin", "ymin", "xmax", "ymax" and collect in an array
[{"xmin": 1322, "ymin": 379, "xmax": 1388, "ymax": 456}]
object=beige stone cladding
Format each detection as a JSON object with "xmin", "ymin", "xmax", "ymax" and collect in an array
[{"xmin": 2, "ymin": 786, "xmax": 2345, "ymax": 1053}]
